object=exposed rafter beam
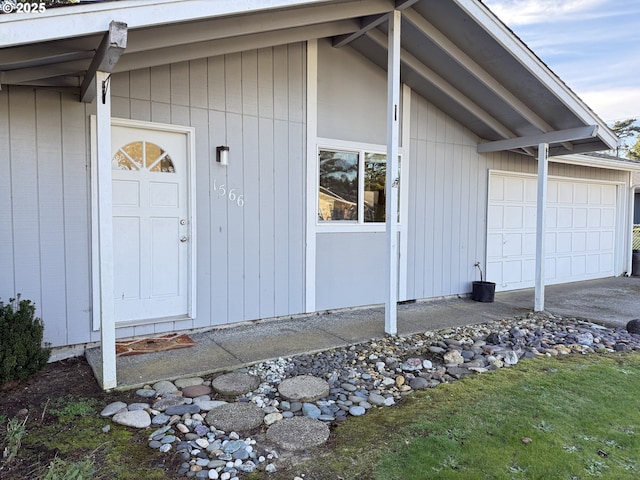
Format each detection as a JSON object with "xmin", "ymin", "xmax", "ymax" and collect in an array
[
  {"xmin": 333, "ymin": 14, "xmax": 389, "ymax": 48},
  {"xmin": 3, "ymin": 77, "xmax": 81, "ymax": 89},
  {"xmin": 1, "ymin": 59, "xmax": 89, "ymax": 84},
  {"xmin": 0, "ymin": 50, "xmax": 95, "ymax": 71},
  {"xmin": 367, "ymin": 28, "xmax": 519, "ymax": 142},
  {"xmin": 333, "ymin": 0, "xmax": 420, "ymax": 48},
  {"xmin": 477, "ymin": 125, "xmax": 599, "ymax": 153},
  {"xmin": 81, "ymin": 21, "xmax": 127, "ymax": 103},
  {"xmin": 116, "ymin": 20, "xmax": 357, "ymax": 73},
  {"xmin": 402, "ymin": 8, "xmax": 573, "ymax": 152}
]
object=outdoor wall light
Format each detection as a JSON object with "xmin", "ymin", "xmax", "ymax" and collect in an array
[{"xmin": 216, "ymin": 146, "xmax": 229, "ymax": 166}]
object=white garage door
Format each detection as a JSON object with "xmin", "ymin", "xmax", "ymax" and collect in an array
[{"xmin": 487, "ymin": 172, "xmax": 617, "ymax": 291}]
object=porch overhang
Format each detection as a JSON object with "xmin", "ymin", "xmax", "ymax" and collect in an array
[{"xmin": 0, "ymin": 0, "xmax": 619, "ymax": 156}]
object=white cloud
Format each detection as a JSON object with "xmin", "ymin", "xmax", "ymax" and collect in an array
[
  {"xmin": 580, "ymin": 87, "xmax": 640, "ymax": 123},
  {"xmin": 484, "ymin": 0, "xmax": 606, "ymax": 25}
]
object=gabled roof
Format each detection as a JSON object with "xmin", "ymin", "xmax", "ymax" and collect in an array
[{"xmin": 0, "ymin": 0, "xmax": 618, "ymax": 156}]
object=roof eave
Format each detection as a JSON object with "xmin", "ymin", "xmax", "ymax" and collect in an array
[{"xmin": 0, "ymin": 0, "xmax": 331, "ymax": 47}]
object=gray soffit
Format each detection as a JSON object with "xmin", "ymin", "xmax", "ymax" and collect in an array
[{"xmin": 0, "ymin": 0, "xmax": 619, "ymax": 156}]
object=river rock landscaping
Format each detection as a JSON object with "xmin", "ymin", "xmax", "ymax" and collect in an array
[{"xmin": 95, "ymin": 312, "xmax": 640, "ymax": 479}]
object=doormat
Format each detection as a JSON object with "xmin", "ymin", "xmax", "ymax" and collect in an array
[{"xmin": 115, "ymin": 333, "xmax": 196, "ymax": 357}]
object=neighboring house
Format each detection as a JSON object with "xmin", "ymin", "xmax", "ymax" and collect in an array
[{"xmin": 1, "ymin": 0, "xmax": 637, "ymax": 387}]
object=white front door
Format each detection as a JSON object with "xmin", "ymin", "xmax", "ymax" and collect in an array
[{"xmin": 111, "ymin": 124, "xmax": 190, "ymax": 324}]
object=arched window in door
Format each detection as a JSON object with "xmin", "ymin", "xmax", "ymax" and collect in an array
[{"xmin": 112, "ymin": 141, "xmax": 175, "ymax": 173}]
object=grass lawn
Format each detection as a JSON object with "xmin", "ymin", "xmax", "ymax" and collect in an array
[{"xmin": 286, "ymin": 353, "xmax": 640, "ymax": 480}]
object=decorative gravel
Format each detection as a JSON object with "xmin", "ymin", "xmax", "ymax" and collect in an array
[{"xmin": 98, "ymin": 312, "xmax": 640, "ymax": 479}]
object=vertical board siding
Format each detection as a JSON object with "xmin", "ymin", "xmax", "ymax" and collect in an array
[
  {"xmin": 406, "ymin": 90, "xmax": 627, "ymax": 301},
  {"xmin": 0, "ymin": 88, "xmax": 14, "ymax": 298},
  {"xmin": 110, "ymin": 43, "xmax": 307, "ymax": 329},
  {"xmin": 1, "ymin": 43, "xmax": 306, "ymax": 349},
  {"xmin": 36, "ymin": 91, "xmax": 67, "ymax": 346},
  {"xmin": 0, "ymin": 87, "xmax": 93, "ymax": 347}
]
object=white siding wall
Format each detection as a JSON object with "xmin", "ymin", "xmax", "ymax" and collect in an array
[
  {"xmin": 0, "ymin": 87, "xmax": 92, "ymax": 347},
  {"xmin": 406, "ymin": 92, "xmax": 627, "ymax": 300},
  {"xmin": 110, "ymin": 44, "xmax": 307, "ymax": 337}
]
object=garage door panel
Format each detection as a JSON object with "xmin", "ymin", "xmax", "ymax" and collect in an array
[
  {"xmin": 504, "ymin": 206, "xmax": 524, "ymax": 228},
  {"xmin": 488, "ymin": 173, "xmax": 617, "ymax": 291},
  {"xmin": 600, "ymin": 253, "xmax": 614, "ymax": 270},
  {"xmin": 506, "ymin": 178, "xmax": 526, "ymax": 201},
  {"xmin": 489, "ymin": 176, "xmax": 505, "ymax": 201},
  {"xmin": 545, "ymin": 232, "xmax": 557, "ymax": 254},
  {"xmin": 503, "ymin": 260, "xmax": 523, "ymax": 283},
  {"xmin": 586, "ymin": 231, "xmax": 600, "ymax": 251},
  {"xmin": 524, "ymin": 206, "xmax": 537, "ymax": 228},
  {"xmin": 586, "ymin": 254, "xmax": 600, "ymax": 274},
  {"xmin": 602, "ymin": 208, "xmax": 615, "ymax": 227},
  {"xmin": 544, "ymin": 257, "xmax": 556, "ymax": 279},
  {"xmin": 588, "ymin": 209, "xmax": 601, "ymax": 228},
  {"xmin": 557, "ymin": 207, "xmax": 573, "ymax": 228},
  {"xmin": 556, "ymin": 257, "xmax": 572, "ymax": 278},
  {"xmin": 601, "ymin": 231, "xmax": 614, "ymax": 249},
  {"xmin": 523, "ymin": 233, "xmax": 536, "ymax": 255},
  {"xmin": 488, "ymin": 205, "xmax": 504, "ymax": 229},
  {"xmin": 546, "ymin": 208, "xmax": 558, "ymax": 228},
  {"xmin": 603, "ymin": 186, "xmax": 616, "ymax": 205},
  {"xmin": 574, "ymin": 208, "xmax": 588, "ymax": 228},
  {"xmin": 558, "ymin": 182, "xmax": 573, "ymax": 203},
  {"xmin": 588, "ymin": 184, "xmax": 601, "ymax": 204},
  {"xmin": 571, "ymin": 256, "xmax": 587, "ymax": 276},
  {"xmin": 572, "ymin": 232, "xmax": 586, "ymax": 253},
  {"xmin": 557, "ymin": 232, "xmax": 572, "ymax": 253},
  {"xmin": 574, "ymin": 183, "xmax": 588, "ymax": 204},
  {"xmin": 503, "ymin": 233, "xmax": 524, "ymax": 256},
  {"xmin": 487, "ymin": 233, "xmax": 504, "ymax": 257}
]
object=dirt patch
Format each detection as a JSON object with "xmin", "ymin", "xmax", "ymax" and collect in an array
[{"xmin": 0, "ymin": 357, "xmax": 184, "ymax": 480}]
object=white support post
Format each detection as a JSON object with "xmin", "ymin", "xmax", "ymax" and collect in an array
[
  {"xmin": 385, "ymin": 10, "xmax": 401, "ymax": 335},
  {"xmin": 534, "ymin": 142, "xmax": 549, "ymax": 312},
  {"xmin": 95, "ymin": 70, "xmax": 117, "ymax": 389},
  {"xmin": 305, "ymin": 39, "xmax": 318, "ymax": 313}
]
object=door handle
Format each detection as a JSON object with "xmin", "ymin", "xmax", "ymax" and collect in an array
[{"xmin": 180, "ymin": 236, "xmax": 188, "ymax": 243}]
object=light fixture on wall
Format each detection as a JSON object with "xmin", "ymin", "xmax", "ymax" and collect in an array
[{"xmin": 216, "ymin": 146, "xmax": 229, "ymax": 166}]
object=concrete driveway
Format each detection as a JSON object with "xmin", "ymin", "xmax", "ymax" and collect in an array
[{"xmin": 497, "ymin": 276, "xmax": 640, "ymax": 328}]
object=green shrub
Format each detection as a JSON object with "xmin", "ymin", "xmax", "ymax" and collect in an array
[{"xmin": 0, "ymin": 295, "xmax": 51, "ymax": 385}]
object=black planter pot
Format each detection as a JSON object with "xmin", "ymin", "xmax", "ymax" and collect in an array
[{"xmin": 472, "ymin": 281, "xmax": 496, "ymax": 303}]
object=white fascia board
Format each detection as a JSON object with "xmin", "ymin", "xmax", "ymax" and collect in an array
[
  {"xmin": 0, "ymin": 0, "xmax": 330, "ymax": 47},
  {"xmin": 551, "ymin": 154, "xmax": 640, "ymax": 172},
  {"xmin": 452, "ymin": 0, "xmax": 618, "ymax": 150}
]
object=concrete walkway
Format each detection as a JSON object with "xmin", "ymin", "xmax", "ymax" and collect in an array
[{"xmin": 86, "ymin": 276, "xmax": 640, "ymax": 390}]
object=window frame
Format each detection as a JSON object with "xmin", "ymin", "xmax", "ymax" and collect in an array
[{"xmin": 316, "ymin": 138, "xmax": 403, "ymax": 232}]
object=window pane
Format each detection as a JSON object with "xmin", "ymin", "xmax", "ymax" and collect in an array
[
  {"xmin": 364, "ymin": 153, "xmax": 400, "ymax": 223},
  {"xmin": 318, "ymin": 150, "xmax": 359, "ymax": 221},
  {"xmin": 364, "ymin": 153, "xmax": 387, "ymax": 222}
]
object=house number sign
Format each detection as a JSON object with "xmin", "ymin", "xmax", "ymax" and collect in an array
[{"xmin": 213, "ymin": 179, "xmax": 245, "ymax": 207}]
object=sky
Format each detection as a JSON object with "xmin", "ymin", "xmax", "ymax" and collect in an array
[{"xmin": 482, "ymin": 0, "xmax": 640, "ymax": 126}]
